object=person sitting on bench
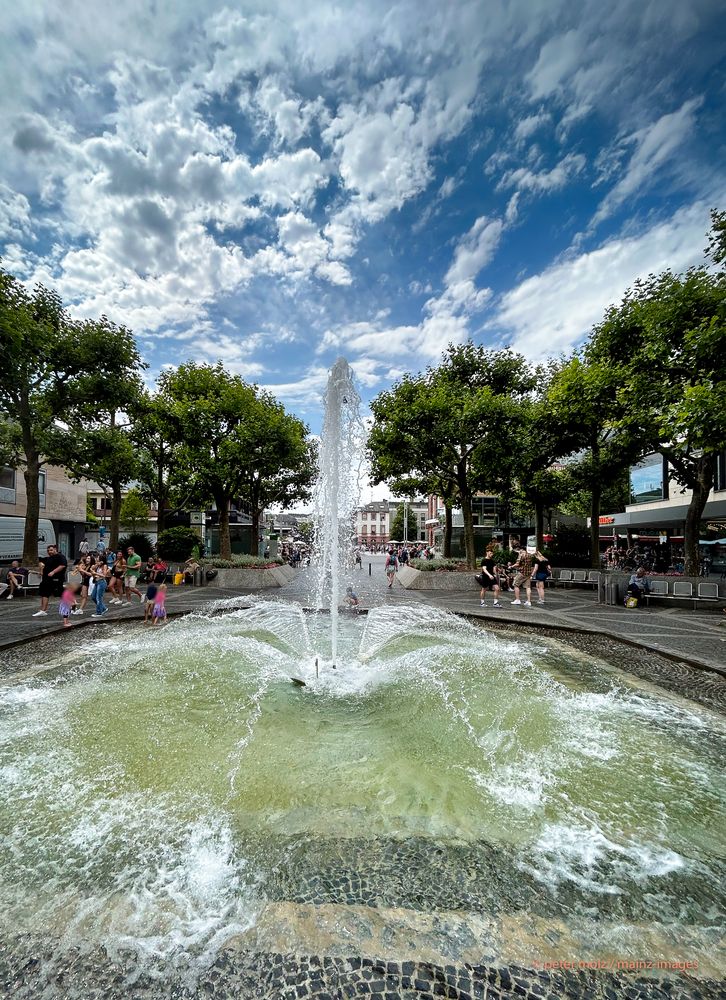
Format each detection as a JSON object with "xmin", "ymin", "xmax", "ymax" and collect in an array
[
  {"xmin": 3, "ymin": 560, "xmax": 28, "ymax": 599},
  {"xmin": 626, "ymin": 567, "xmax": 650, "ymax": 607}
]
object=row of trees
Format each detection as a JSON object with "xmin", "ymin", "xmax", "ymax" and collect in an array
[
  {"xmin": 368, "ymin": 212, "xmax": 726, "ymax": 574},
  {"xmin": 0, "ymin": 273, "xmax": 316, "ymax": 565}
]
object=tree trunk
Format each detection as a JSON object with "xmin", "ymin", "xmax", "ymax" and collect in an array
[
  {"xmin": 683, "ymin": 457, "xmax": 712, "ymax": 576},
  {"xmin": 251, "ymin": 508, "xmax": 260, "ymax": 556},
  {"xmin": 589, "ymin": 479, "xmax": 601, "ymax": 569},
  {"xmin": 535, "ymin": 499, "xmax": 544, "ymax": 550},
  {"xmin": 589, "ymin": 439, "xmax": 601, "ymax": 569},
  {"xmin": 456, "ymin": 464, "xmax": 476, "ymax": 569},
  {"xmin": 443, "ymin": 501, "xmax": 453, "ymax": 558},
  {"xmin": 156, "ymin": 451, "xmax": 167, "ymax": 534},
  {"xmin": 109, "ymin": 482, "xmax": 122, "ymax": 550},
  {"xmin": 22, "ymin": 453, "xmax": 41, "ymax": 567},
  {"xmin": 218, "ymin": 498, "xmax": 231, "ymax": 560}
]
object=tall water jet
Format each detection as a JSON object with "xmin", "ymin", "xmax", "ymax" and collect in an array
[{"xmin": 313, "ymin": 358, "xmax": 367, "ymax": 664}]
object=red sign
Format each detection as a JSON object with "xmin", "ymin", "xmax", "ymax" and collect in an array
[{"xmin": 599, "ymin": 516, "xmax": 615, "ymax": 524}]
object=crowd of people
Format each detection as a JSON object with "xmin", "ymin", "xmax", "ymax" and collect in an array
[
  {"xmin": 2, "ymin": 540, "xmax": 171, "ymax": 625},
  {"xmin": 473, "ymin": 540, "xmax": 551, "ymax": 608}
]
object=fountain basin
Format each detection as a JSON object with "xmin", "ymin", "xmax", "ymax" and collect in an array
[{"xmin": 1, "ymin": 601, "xmax": 724, "ymax": 995}]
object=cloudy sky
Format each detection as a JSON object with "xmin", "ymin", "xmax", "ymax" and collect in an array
[{"xmin": 2, "ymin": 0, "xmax": 725, "ymax": 439}]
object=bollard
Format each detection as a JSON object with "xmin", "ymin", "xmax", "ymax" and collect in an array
[{"xmin": 368, "ymin": 562, "xmax": 371, "ymax": 576}]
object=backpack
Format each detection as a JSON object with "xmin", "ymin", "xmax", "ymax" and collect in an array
[{"xmin": 388, "ymin": 553, "xmax": 398, "ymax": 568}]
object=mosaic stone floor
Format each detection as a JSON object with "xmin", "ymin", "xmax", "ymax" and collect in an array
[{"xmin": 1, "ymin": 944, "xmax": 722, "ymax": 1000}]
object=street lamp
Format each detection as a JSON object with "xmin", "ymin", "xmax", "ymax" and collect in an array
[{"xmin": 403, "ymin": 499, "xmax": 408, "ymax": 544}]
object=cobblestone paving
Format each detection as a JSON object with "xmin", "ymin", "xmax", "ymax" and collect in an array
[{"xmin": 1, "ymin": 943, "xmax": 721, "ymax": 1000}]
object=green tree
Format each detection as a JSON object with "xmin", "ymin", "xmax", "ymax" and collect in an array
[
  {"xmin": 390, "ymin": 503, "xmax": 418, "ymax": 542},
  {"xmin": 237, "ymin": 395, "xmax": 316, "ymax": 546},
  {"xmin": 370, "ymin": 344, "xmax": 536, "ymax": 568},
  {"xmin": 547, "ymin": 355, "xmax": 641, "ymax": 568},
  {"xmin": 130, "ymin": 391, "xmax": 185, "ymax": 535},
  {"xmin": 0, "ymin": 269, "xmax": 143, "ymax": 564},
  {"xmin": 588, "ymin": 231, "xmax": 726, "ymax": 574},
  {"xmin": 120, "ymin": 488, "xmax": 149, "ymax": 531}
]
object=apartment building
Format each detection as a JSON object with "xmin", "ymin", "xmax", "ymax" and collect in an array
[{"xmin": 0, "ymin": 463, "xmax": 88, "ymax": 560}]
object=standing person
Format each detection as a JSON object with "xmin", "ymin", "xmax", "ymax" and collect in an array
[
  {"xmin": 355, "ymin": 549, "xmax": 362, "ymax": 570},
  {"xmin": 385, "ymin": 548, "xmax": 398, "ymax": 588},
  {"xmin": 91, "ymin": 561, "xmax": 110, "ymax": 618},
  {"xmin": 58, "ymin": 584, "xmax": 77, "ymax": 628},
  {"xmin": 107, "ymin": 550, "xmax": 126, "ymax": 604},
  {"xmin": 143, "ymin": 579, "xmax": 158, "ymax": 624},
  {"xmin": 32, "ymin": 544, "xmax": 68, "ymax": 618},
  {"xmin": 475, "ymin": 546, "xmax": 501, "ymax": 607},
  {"xmin": 74, "ymin": 554, "xmax": 95, "ymax": 614},
  {"xmin": 78, "ymin": 537, "xmax": 90, "ymax": 557},
  {"xmin": 532, "ymin": 549, "xmax": 551, "ymax": 606},
  {"xmin": 4, "ymin": 560, "xmax": 27, "ymax": 600},
  {"xmin": 124, "ymin": 546, "xmax": 143, "ymax": 603},
  {"xmin": 509, "ymin": 545, "xmax": 535, "ymax": 607},
  {"xmin": 152, "ymin": 583, "xmax": 167, "ymax": 625}
]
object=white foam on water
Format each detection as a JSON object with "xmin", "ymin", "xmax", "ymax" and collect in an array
[{"xmin": 522, "ymin": 820, "xmax": 687, "ymax": 895}]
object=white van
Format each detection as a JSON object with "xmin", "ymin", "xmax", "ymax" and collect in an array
[{"xmin": 0, "ymin": 516, "xmax": 57, "ymax": 564}]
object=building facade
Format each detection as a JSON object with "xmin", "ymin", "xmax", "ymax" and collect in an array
[
  {"xmin": 353, "ymin": 499, "xmax": 428, "ymax": 549},
  {"xmin": 597, "ymin": 451, "xmax": 726, "ymax": 548},
  {"xmin": 0, "ymin": 463, "xmax": 88, "ymax": 560}
]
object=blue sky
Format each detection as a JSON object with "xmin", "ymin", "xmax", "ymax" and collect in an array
[{"xmin": 2, "ymin": 0, "xmax": 725, "ymax": 450}]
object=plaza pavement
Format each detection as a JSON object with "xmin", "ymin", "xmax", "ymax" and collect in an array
[{"xmin": 1, "ymin": 554, "xmax": 725, "ymax": 677}]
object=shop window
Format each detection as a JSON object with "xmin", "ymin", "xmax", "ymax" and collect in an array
[{"xmin": 38, "ymin": 470, "xmax": 46, "ymax": 509}]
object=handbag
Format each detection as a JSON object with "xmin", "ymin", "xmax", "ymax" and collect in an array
[{"xmin": 625, "ymin": 596, "xmax": 639, "ymax": 608}]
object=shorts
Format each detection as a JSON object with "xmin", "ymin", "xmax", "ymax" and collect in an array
[
  {"xmin": 513, "ymin": 572, "xmax": 530, "ymax": 588},
  {"xmin": 38, "ymin": 577, "xmax": 63, "ymax": 598},
  {"xmin": 535, "ymin": 571, "xmax": 549, "ymax": 582},
  {"xmin": 126, "ymin": 575, "xmax": 138, "ymax": 588}
]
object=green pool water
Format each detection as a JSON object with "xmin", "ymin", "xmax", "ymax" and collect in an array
[{"xmin": 1, "ymin": 601, "xmax": 724, "ymax": 981}]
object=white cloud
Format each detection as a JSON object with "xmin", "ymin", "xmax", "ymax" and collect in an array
[
  {"xmin": 493, "ymin": 202, "xmax": 713, "ymax": 359},
  {"xmin": 591, "ymin": 97, "xmax": 703, "ymax": 225},
  {"xmin": 498, "ymin": 152, "xmax": 586, "ymax": 195},
  {"xmin": 513, "ymin": 109, "xmax": 551, "ymax": 142}
]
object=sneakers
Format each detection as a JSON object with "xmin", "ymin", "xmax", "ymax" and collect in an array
[
  {"xmin": 510, "ymin": 599, "xmax": 521, "ymax": 605},
  {"xmin": 537, "ymin": 600, "xmax": 545, "ymax": 605},
  {"xmin": 6, "ymin": 594, "xmax": 12, "ymax": 600},
  {"xmin": 32, "ymin": 610, "xmax": 48, "ymax": 617},
  {"xmin": 71, "ymin": 608, "xmax": 83, "ymax": 615},
  {"xmin": 493, "ymin": 601, "xmax": 501, "ymax": 607},
  {"xmin": 480, "ymin": 601, "xmax": 487, "ymax": 607},
  {"xmin": 109, "ymin": 598, "xmax": 123, "ymax": 605},
  {"xmin": 91, "ymin": 609, "xmax": 109, "ymax": 618},
  {"xmin": 524, "ymin": 601, "xmax": 532, "ymax": 607}
]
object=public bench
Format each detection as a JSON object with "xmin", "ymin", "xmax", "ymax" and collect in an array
[{"xmin": 644, "ymin": 580, "xmax": 720, "ymax": 610}]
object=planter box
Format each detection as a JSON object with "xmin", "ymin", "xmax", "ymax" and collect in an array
[
  {"xmin": 210, "ymin": 564, "xmax": 297, "ymax": 590},
  {"xmin": 397, "ymin": 564, "xmax": 478, "ymax": 591}
]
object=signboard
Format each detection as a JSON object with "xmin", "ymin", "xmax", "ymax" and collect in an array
[
  {"xmin": 599, "ymin": 516, "xmax": 615, "ymax": 524},
  {"xmin": 189, "ymin": 511, "xmax": 203, "ymax": 525}
]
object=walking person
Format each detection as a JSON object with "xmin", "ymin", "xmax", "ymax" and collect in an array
[
  {"xmin": 509, "ymin": 544, "xmax": 535, "ymax": 607},
  {"xmin": 532, "ymin": 549, "xmax": 552, "ymax": 605},
  {"xmin": 385, "ymin": 548, "xmax": 398, "ymax": 588},
  {"xmin": 152, "ymin": 583, "xmax": 167, "ymax": 625},
  {"xmin": 32, "ymin": 544, "xmax": 68, "ymax": 617},
  {"xmin": 58, "ymin": 584, "xmax": 77, "ymax": 628},
  {"xmin": 91, "ymin": 561, "xmax": 111, "ymax": 618},
  {"xmin": 475, "ymin": 546, "xmax": 501, "ymax": 607},
  {"xmin": 124, "ymin": 546, "xmax": 143, "ymax": 603}
]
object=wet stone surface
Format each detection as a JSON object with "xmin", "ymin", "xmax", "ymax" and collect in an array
[
  {"xmin": 247, "ymin": 834, "xmax": 724, "ymax": 927},
  {"xmin": 473, "ymin": 619, "xmax": 726, "ymax": 713},
  {"xmin": 1, "ymin": 944, "xmax": 722, "ymax": 1000}
]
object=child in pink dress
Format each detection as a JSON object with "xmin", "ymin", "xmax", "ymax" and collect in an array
[
  {"xmin": 152, "ymin": 583, "xmax": 167, "ymax": 626},
  {"xmin": 59, "ymin": 586, "xmax": 76, "ymax": 627}
]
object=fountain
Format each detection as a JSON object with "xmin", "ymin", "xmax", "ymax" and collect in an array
[
  {"xmin": 0, "ymin": 359, "xmax": 725, "ymax": 998},
  {"xmin": 311, "ymin": 357, "xmax": 367, "ymax": 667}
]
